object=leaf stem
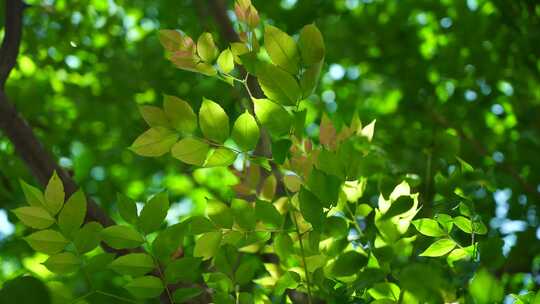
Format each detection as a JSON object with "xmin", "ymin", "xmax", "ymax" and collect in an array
[
  {"xmin": 96, "ymin": 290, "xmax": 140, "ymax": 303},
  {"xmin": 291, "ymin": 210, "xmax": 313, "ymax": 304}
]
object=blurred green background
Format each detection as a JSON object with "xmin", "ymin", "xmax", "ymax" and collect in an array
[{"xmin": 1, "ymin": 0, "xmax": 539, "ymax": 302}]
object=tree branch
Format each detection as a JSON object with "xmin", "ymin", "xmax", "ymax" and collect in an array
[{"xmin": 0, "ymin": 0, "xmax": 118, "ymax": 245}]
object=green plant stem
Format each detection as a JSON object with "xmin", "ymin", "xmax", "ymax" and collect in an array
[
  {"xmin": 344, "ymin": 202, "xmax": 363, "ymax": 238},
  {"xmin": 96, "ymin": 290, "xmax": 140, "ymax": 303},
  {"xmin": 291, "ymin": 210, "xmax": 313, "ymax": 304},
  {"xmin": 69, "ymin": 291, "xmax": 95, "ymax": 304}
]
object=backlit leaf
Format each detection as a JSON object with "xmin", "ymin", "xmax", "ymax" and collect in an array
[
  {"xmin": 256, "ymin": 63, "xmax": 301, "ymax": 106},
  {"xmin": 138, "ymin": 105, "xmax": 170, "ymax": 128},
  {"xmin": 298, "ymin": 23, "xmax": 325, "ymax": 65},
  {"xmin": 194, "ymin": 231, "xmax": 222, "ymax": 260},
  {"xmin": 117, "ymin": 193, "xmax": 138, "ymax": 225},
  {"xmin": 43, "ymin": 252, "xmax": 80, "ymax": 274},
  {"xmin": 130, "ymin": 127, "xmax": 179, "ymax": 157},
  {"xmin": 13, "ymin": 206, "xmax": 54, "ymax": 229},
  {"xmin": 419, "ymin": 239, "xmax": 456, "ymax": 257},
  {"xmin": 207, "ymin": 199, "xmax": 233, "ymax": 228},
  {"xmin": 217, "ymin": 49, "xmax": 234, "ymax": 73},
  {"xmin": 20, "ymin": 180, "xmax": 45, "ymax": 208},
  {"xmin": 264, "ymin": 25, "xmax": 299, "ymax": 74},
  {"xmin": 58, "ymin": 190, "xmax": 86, "ymax": 238},
  {"xmin": 171, "ymin": 138, "xmax": 210, "ymax": 166},
  {"xmin": 199, "ymin": 98, "xmax": 230, "ymax": 143},
  {"xmin": 100, "ymin": 225, "xmax": 144, "ymax": 249},
  {"xmin": 205, "ymin": 148, "xmax": 237, "ymax": 167},
  {"xmin": 138, "ymin": 192, "xmax": 169, "ymax": 234},
  {"xmin": 44, "ymin": 171, "xmax": 64, "ymax": 215},
  {"xmin": 73, "ymin": 221, "xmax": 103, "ymax": 253},
  {"xmin": 232, "ymin": 111, "xmax": 259, "ymax": 151},
  {"xmin": 412, "ymin": 218, "xmax": 446, "ymax": 237},
  {"xmin": 197, "ymin": 32, "xmax": 218, "ymax": 62},
  {"xmin": 109, "ymin": 253, "xmax": 155, "ymax": 277},
  {"xmin": 25, "ymin": 230, "xmax": 68, "ymax": 254},
  {"xmin": 253, "ymin": 98, "xmax": 292, "ymax": 136},
  {"xmin": 163, "ymin": 95, "xmax": 198, "ymax": 134},
  {"xmin": 125, "ymin": 276, "xmax": 164, "ymax": 299}
]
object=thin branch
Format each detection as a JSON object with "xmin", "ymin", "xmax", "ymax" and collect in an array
[{"xmin": 0, "ymin": 0, "xmax": 25, "ymax": 89}]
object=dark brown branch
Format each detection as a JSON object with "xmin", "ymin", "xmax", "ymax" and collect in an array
[
  {"xmin": 0, "ymin": 0, "xmax": 117, "ymax": 246},
  {"xmin": 0, "ymin": 0, "xmax": 25, "ymax": 89}
]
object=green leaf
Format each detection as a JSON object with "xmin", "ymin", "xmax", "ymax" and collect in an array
[
  {"xmin": 207, "ymin": 199, "xmax": 233, "ymax": 228},
  {"xmin": 138, "ymin": 192, "xmax": 169, "ymax": 234},
  {"xmin": 253, "ymin": 98, "xmax": 292, "ymax": 136},
  {"xmin": 44, "ymin": 171, "xmax": 64, "ymax": 215},
  {"xmin": 130, "ymin": 127, "xmax": 179, "ymax": 157},
  {"xmin": 165, "ymin": 257, "xmax": 202, "ymax": 283},
  {"xmin": 171, "ymin": 137, "xmax": 210, "ymax": 166},
  {"xmin": 298, "ymin": 187, "xmax": 324, "ymax": 227},
  {"xmin": 85, "ymin": 252, "xmax": 116, "ymax": 273},
  {"xmin": 307, "ymin": 168, "xmax": 341, "ymax": 207},
  {"xmin": 447, "ymin": 247, "xmax": 473, "ymax": 266},
  {"xmin": 274, "ymin": 233, "xmax": 294, "ymax": 260},
  {"xmin": 435, "ymin": 213, "xmax": 453, "ymax": 232},
  {"xmin": 159, "ymin": 29, "xmax": 194, "ymax": 52},
  {"xmin": 117, "ymin": 193, "xmax": 138, "ymax": 225},
  {"xmin": 232, "ymin": 111, "xmax": 259, "ymax": 151},
  {"xmin": 163, "ymin": 95, "xmax": 197, "ymax": 134},
  {"xmin": 138, "ymin": 105, "xmax": 170, "ymax": 128},
  {"xmin": 203, "ymin": 272, "xmax": 233, "ymax": 293},
  {"xmin": 109, "ymin": 253, "xmax": 155, "ymax": 277},
  {"xmin": 100, "ymin": 225, "xmax": 144, "ymax": 249},
  {"xmin": 205, "ymin": 148, "xmax": 237, "ymax": 167},
  {"xmin": 217, "ymin": 49, "xmax": 234, "ymax": 73},
  {"xmin": 264, "ymin": 25, "xmax": 299, "ymax": 74},
  {"xmin": 24, "ymin": 229, "xmax": 68, "ymax": 254},
  {"xmin": 255, "ymin": 200, "xmax": 283, "ymax": 228},
  {"xmin": 73, "ymin": 221, "xmax": 103, "ymax": 253},
  {"xmin": 152, "ymin": 223, "xmax": 186, "ymax": 264},
  {"xmin": 231, "ymin": 199, "xmax": 256, "ymax": 230},
  {"xmin": 194, "ymin": 231, "xmax": 222, "ymax": 260},
  {"xmin": 256, "ymin": 63, "xmax": 301, "ymax": 106},
  {"xmin": 20, "ymin": 180, "xmax": 45, "ymax": 208},
  {"xmin": 298, "ymin": 24, "xmax": 325, "ymax": 65},
  {"xmin": 470, "ymin": 269, "xmax": 503, "ymax": 304},
  {"xmin": 235, "ymin": 258, "xmax": 259, "ymax": 285},
  {"xmin": 368, "ymin": 282, "xmax": 400, "ymax": 301},
  {"xmin": 197, "ymin": 32, "xmax": 218, "ymax": 62},
  {"xmin": 12, "ymin": 206, "xmax": 54, "ymax": 229},
  {"xmin": 274, "ymin": 271, "xmax": 300, "ymax": 295},
  {"xmin": 189, "ymin": 216, "xmax": 217, "ymax": 234},
  {"xmin": 453, "ymin": 216, "xmax": 487, "ymax": 234},
  {"xmin": 272, "ymin": 139, "xmax": 292, "ymax": 164},
  {"xmin": 173, "ymin": 287, "xmax": 202, "ymax": 303},
  {"xmin": 58, "ymin": 190, "xmax": 86, "ymax": 238},
  {"xmin": 332, "ymin": 251, "xmax": 368, "ymax": 277},
  {"xmin": 125, "ymin": 276, "xmax": 164, "ymax": 299},
  {"xmin": 43, "ymin": 252, "xmax": 80, "ymax": 274},
  {"xmin": 412, "ymin": 218, "xmax": 446, "ymax": 237},
  {"xmin": 199, "ymin": 98, "xmax": 230, "ymax": 143},
  {"xmin": 419, "ymin": 239, "xmax": 456, "ymax": 257}
]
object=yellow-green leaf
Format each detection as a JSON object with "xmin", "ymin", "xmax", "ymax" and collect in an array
[
  {"xmin": 256, "ymin": 63, "xmax": 301, "ymax": 106},
  {"xmin": 58, "ymin": 190, "xmax": 87, "ymax": 238},
  {"xmin": 419, "ymin": 239, "xmax": 456, "ymax": 257},
  {"xmin": 194, "ymin": 231, "xmax": 222, "ymax": 260},
  {"xmin": 20, "ymin": 180, "xmax": 45, "ymax": 208},
  {"xmin": 163, "ymin": 95, "xmax": 197, "ymax": 134},
  {"xmin": 25, "ymin": 229, "xmax": 68, "ymax": 254},
  {"xmin": 44, "ymin": 171, "xmax": 64, "ymax": 215},
  {"xmin": 217, "ymin": 49, "xmax": 234, "ymax": 73},
  {"xmin": 138, "ymin": 105, "xmax": 170, "ymax": 128},
  {"xmin": 298, "ymin": 24, "xmax": 325, "ymax": 65},
  {"xmin": 130, "ymin": 127, "xmax": 179, "ymax": 157},
  {"xmin": 138, "ymin": 192, "xmax": 169, "ymax": 234},
  {"xmin": 171, "ymin": 138, "xmax": 210, "ymax": 166},
  {"xmin": 100, "ymin": 225, "xmax": 144, "ymax": 249},
  {"xmin": 125, "ymin": 276, "xmax": 164, "ymax": 299},
  {"xmin": 109, "ymin": 253, "xmax": 155, "ymax": 277},
  {"xmin": 204, "ymin": 148, "xmax": 237, "ymax": 167},
  {"xmin": 264, "ymin": 25, "xmax": 299, "ymax": 74},
  {"xmin": 197, "ymin": 32, "xmax": 218, "ymax": 62},
  {"xmin": 43, "ymin": 252, "xmax": 80, "ymax": 274},
  {"xmin": 13, "ymin": 206, "xmax": 54, "ymax": 229},
  {"xmin": 253, "ymin": 98, "xmax": 292, "ymax": 136},
  {"xmin": 199, "ymin": 98, "xmax": 229, "ymax": 143},
  {"xmin": 73, "ymin": 221, "xmax": 103, "ymax": 253},
  {"xmin": 232, "ymin": 111, "xmax": 259, "ymax": 151}
]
